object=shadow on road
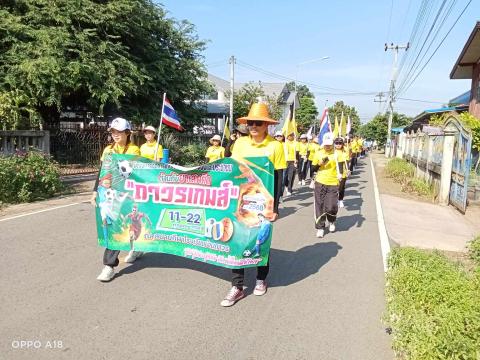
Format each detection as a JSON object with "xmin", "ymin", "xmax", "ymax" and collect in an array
[{"xmin": 115, "ymin": 241, "xmax": 342, "ymax": 288}]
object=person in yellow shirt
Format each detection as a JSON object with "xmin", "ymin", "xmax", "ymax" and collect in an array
[
  {"xmin": 307, "ymin": 135, "xmax": 321, "ymax": 183},
  {"xmin": 334, "ymin": 137, "xmax": 350, "ymax": 208},
  {"xmin": 205, "ymin": 134, "xmax": 225, "ymax": 163},
  {"xmin": 140, "ymin": 125, "xmax": 163, "ymax": 161},
  {"xmin": 91, "ymin": 117, "xmax": 142, "ymax": 282},
  {"xmin": 283, "ymin": 131, "xmax": 297, "ymax": 195},
  {"xmin": 311, "ymin": 132, "xmax": 347, "ymax": 238},
  {"xmin": 221, "ymin": 102, "xmax": 285, "ymax": 308},
  {"xmin": 296, "ymin": 134, "xmax": 309, "ymax": 186}
]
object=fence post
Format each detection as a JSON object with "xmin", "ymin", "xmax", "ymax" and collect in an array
[
  {"xmin": 439, "ymin": 134, "xmax": 455, "ymax": 205},
  {"xmin": 43, "ymin": 130, "xmax": 50, "ymax": 154}
]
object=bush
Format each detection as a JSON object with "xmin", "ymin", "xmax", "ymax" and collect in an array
[
  {"xmin": 385, "ymin": 158, "xmax": 433, "ymax": 197},
  {"xmin": 0, "ymin": 151, "xmax": 63, "ymax": 203},
  {"xmin": 468, "ymin": 236, "xmax": 480, "ymax": 266},
  {"xmin": 385, "ymin": 248, "xmax": 480, "ymax": 360},
  {"xmin": 176, "ymin": 143, "xmax": 208, "ymax": 167}
]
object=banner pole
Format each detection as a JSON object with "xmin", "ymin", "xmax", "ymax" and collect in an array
[
  {"xmin": 155, "ymin": 92, "xmax": 167, "ymax": 161},
  {"xmin": 221, "ymin": 115, "xmax": 227, "ymax": 146}
]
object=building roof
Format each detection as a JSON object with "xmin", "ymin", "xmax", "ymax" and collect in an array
[
  {"xmin": 236, "ymin": 81, "xmax": 287, "ymax": 101},
  {"xmin": 449, "ymin": 90, "xmax": 471, "ymax": 105},
  {"xmin": 450, "ymin": 22, "xmax": 480, "ymax": 79},
  {"xmin": 207, "ymin": 74, "xmax": 230, "ymax": 92}
]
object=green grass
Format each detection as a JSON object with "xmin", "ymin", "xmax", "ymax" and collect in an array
[
  {"xmin": 385, "ymin": 247, "xmax": 480, "ymax": 359},
  {"xmin": 468, "ymin": 236, "xmax": 480, "ymax": 266},
  {"xmin": 385, "ymin": 158, "xmax": 434, "ymax": 198}
]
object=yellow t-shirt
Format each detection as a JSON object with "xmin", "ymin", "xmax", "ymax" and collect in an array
[
  {"xmin": 284, "ymin": 140, "xmax": 297, "ymax": 161},
  {"xmin": 297, "ymin": 142, "xmax": 308, "ymax": 157},
  {"xmin": 100, "ymin": 143, "xmax": 140, "ymax": 161},
  {"xmin": 308, "ymin": 143, "xmax": 321, "ymax": 161},
  {"xmin": 335, "ymin": 149, "xmax": 350, "ymax": 178},
  {"xmin": 140, "ymin": 141, "xmax": 163, "ymax": 161},
  {"xmin": 232, "ymin": 135, "xmax": 286, "ymax": 170},
  {"xmin": 205, "ymin": 146, "xmax": 225, "ymax": 163},
  {"xmin": 312, "ymin": 148, "xmax": 347, "ymax": 185}
]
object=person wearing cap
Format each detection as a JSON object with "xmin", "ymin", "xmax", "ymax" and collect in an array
[
  {"xmin": 334, "ymin": 137, "xmax": 350, "ymax": 208},
  {"xmin": 283, "ymin": 131, "xmax": 297, "ymax": 196},
  {"xmin": 140, "ymin": 125, "xmax": 163, "ymax": 161},
  {"xmin": 307, "ymin": 136, "xmax": 321, "ymax": 183},
  {"xmin": 296, "ymin": 134, "xmax": 309, "ymax": 186},
  {"xmin": 311, "ymin": 132, "xmax": 348, "ymax": 238},
  {"xmin": 221, "ymin": 102, "xmax": 286, "ymax": 307},
  {"xmin": 225, "ymin": 124, "xmax": 249, "ymax": 157},
  {"xmin": 273, "ymin": 130, "xmax": 286, "ymax": 202},
  {"xmin": 90, "ymin": 117, "xmax": 141, "ymax": 282},
  {"xmin": 205, "ymin": 135, "xmax": 225, "ymax": 163}
]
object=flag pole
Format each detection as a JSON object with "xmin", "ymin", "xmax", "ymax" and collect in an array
[
  {"xmin": 221, "ymin": 115, "xmax": 227, "ymax": 146},
  {"xmin": 154, "ymin": 92, "xmax": 167, "ymax": 161}
]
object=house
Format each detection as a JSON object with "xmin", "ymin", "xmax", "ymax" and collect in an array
[
  {"xmin": 196, "ymin": 74, "xmax": 298, "ymax": 134},
  {"xmin": 450, "ymin": 21, "xmax": 480, "ymax": 118}
]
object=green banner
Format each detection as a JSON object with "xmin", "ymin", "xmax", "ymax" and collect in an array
[{"xmin": 95, "ymin": 154, "xmax": 275, "ymax": 269}]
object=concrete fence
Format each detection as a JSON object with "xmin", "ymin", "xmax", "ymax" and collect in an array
[{"xmin": 0, "ymin": 130, "xmax": 50, "ymax": 155}]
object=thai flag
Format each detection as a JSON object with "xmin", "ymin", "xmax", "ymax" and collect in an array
[
  {"xmin": 317, "ymin": 108, "xmax": 331, "ymax": 145},
  {"xmin": 162, "ymin": 97, "xmax": 183, "ymax": 131}
]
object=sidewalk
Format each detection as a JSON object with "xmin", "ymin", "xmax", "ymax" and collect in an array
[{"xmin": 371, "ymin": 153, "xmax": 480, "ymax": 252}]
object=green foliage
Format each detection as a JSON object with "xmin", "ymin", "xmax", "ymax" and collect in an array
[
  {"xmin": 385, "ymin": 158, "xmax": 433, "ymax": 197},
  {"xmin": 0, "ymin": 152, "xmax": 63, "ymax": 203},
  {"xmin": 0, "ymin": 0, "xmax": 211, "ymax": 129},
  {"xmin": 161, "ymin": 133, "xmax": 207, "ymax": 166},
  {"xmin": 386, "ymin": 247, "xmax": 480, "ymax": 360},
  {"xmin": 468, "ymin": 236, "xmax": 480, "ymax": 266},
  {"xmin": 285, "ymin": 82, "xmax": 314, "ymax": 99},
  {"xmin": 227, "ymin": 82, "xmax": 282, "ymax": 121},
  {"xmin": 328, "ymin": 101, "xmax": 361, "ymax": 134},
  {"xmin": 459, "ymin": 112, "xmax": 480, "ymax": 152},
  {"xmin": 295, "ymin": 96, "xmax": 318, "ymax": 133},
  {"xmin": 428, "ymin": 113, "xmax": 447, "ymax": 127},
  {"xmin": 358, "ymin": 112, "xmax": 411, "ymax": 146}
]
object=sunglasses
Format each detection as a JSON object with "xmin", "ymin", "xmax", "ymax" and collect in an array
[
  {"xmin": 246, "ymin": 120, "xmax": 266, "ymax": 127},
  {"xmin": 334, "ymin": 141, "xmax": 344, "ymax": 145}
]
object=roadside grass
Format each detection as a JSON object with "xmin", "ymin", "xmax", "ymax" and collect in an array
[
  {"xmin": 385, "ymin": 241, "xmax": 480, "ymax": 360},
  {"xmin": 385, "ymin": 158, "xmax": 434, "ymax": 199}
]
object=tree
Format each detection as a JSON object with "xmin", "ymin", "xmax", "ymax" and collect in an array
[
  {"xmin": 0, "ymin": 0, "xmax": 211, "ymax": 130},
  {"xmin": 227, "ymin": 82, "xmax": 283, "ymax": 122},
  {"xmin": 357, "ymin": 112, "xmax": 411, "ymax": 146},
  {"xmin": 285, "ymin": 81, "xmax": 314, "ymax": 99},
  {"xmin": 328, "ymin": 101, "xmax": 361, "ymax": 135},
  {"xmin": 295, "ymin": 96, "xmax": 318, "ymax": 133}
]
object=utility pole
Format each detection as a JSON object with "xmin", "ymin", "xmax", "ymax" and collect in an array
[
  {"xmin": 384, "ymin": 43, "xmax": 409, "ymax": 156},
  {"xmin": 374, "ymin": 92, "xmax": 386, "ymax": 112},
  {"xmin": 229, "ymin": 55, "xmax": 235, "ymax": 134}
]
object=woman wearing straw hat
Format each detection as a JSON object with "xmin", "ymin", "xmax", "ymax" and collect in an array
[
  {"xmin": 140, "ymin": 125, "xmax": 163, "ymax": 161},
  {"xmin": 205, "ymin": 134, "xmax": 225, "ymax": 163},
  {"xmin": 220, "ymin": 102, "xmax": 286, "ymax": 307}
]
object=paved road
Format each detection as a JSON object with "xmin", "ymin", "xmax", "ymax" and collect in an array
[{"xmin": 1, "ymin": 157, "xmax": 392, "ymax": 360}]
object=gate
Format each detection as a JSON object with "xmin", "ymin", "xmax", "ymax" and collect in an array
[{"xmin": 445, "ymin": 116, "xmax": 472, "ymax": 213}]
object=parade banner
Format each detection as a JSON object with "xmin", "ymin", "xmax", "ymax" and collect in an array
[{"xmin": 95, "ymin": 154, "xmax": 275, "ymax": 269}]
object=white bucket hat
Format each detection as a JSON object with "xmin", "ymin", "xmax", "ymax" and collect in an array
[
  {"xmin": 299, "ymin": 134, "xmax": 307, "ymax": 140},
  {"xmin": 322, "ymin": 132, "xmax": 334, "ymax": 146},
  {"xmin": 274, "ymin": 130, "xmax": 284, "ymax": 137},
  {"xmin": 209, "ymin": 134, "xmax": 221, "ymax": 144},
  {"xmin": 108, "ymin": 117, "xmax": 131, "ymax": 132},
  {"xmin": 143, "ymin": 125, "xmax": 156, "ymax": 133}
]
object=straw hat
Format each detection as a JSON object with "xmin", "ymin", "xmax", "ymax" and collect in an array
[
  {"xmin": 237, "ymin": 103, "xmax": 279, "ymax": 124},
  {"xmin": 209, "ymin": 134, "xmax": 221, "ymax": 144}
]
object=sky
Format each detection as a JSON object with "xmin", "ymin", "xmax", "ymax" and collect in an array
[{"xmin": 158, "ymin": 0, "xmax": 479, "ymax": 123}]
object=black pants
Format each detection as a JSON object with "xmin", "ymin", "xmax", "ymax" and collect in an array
[
  {"xmin": 232, "ymin": 260, "xmax": 270, "ymax": 288},
  {"xmin": 307, "ymin": 160, "xmax": 314, "ymax": 180},
  {"xmin": 297, "ymin": 157, "xmax": 307, "ymax": 181},
  {"xmin": 103, "ymin": 249, "xmax": 120, "ymax": 267},
  {"xmin": 314, "ymin": 182, "xmax": 339, "ymax": 228},
  {"xmin": 349, "ymin": 154, "xmax": 357, "ymax": 171},
  {"xmin": 284, "ymin": 161, "xmax": 296, "ymax": 193},
  {"xmin": 273, "ymin": 169, "xmax": 283, "ymax": 214},
  {"xmin": 338, "ymin": 178, "xmax": 347, "ymax": 201}
]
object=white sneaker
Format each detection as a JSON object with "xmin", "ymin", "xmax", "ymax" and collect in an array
[
  {"xmin": 301, "ymin": 180, "xmax": 306, "ymax": 186},
  {"xmin": 316, "ymin": 229, "xmax": 324, "ymax": 238},
  {"xmin": 298, "ymin": 181, "xmax": 302, "ymax": 185},
  {"xmin": 339, "ymin": 200, "xmax": 345, "ymax": 208},
  {"xmin": 309, "ymin": 181, "xmax": 315, "ymax": 189},
  {"xmin": 286, "ymin": 191, "xmax": 292, "ymax": 196},
  {"xmin": 329, "ymin": 222, "xmax": 336, "ymax": 232},
  {"xmin": 124, "ymin": 250, "xmax": 144, "ymax": 263},
  {"xmin": 253, "ymin": 280, "xmax": 267, "ymax": 296},
  {"xmin": 97, "ymin": 266, "xmax": 115, "ymax": 282}
]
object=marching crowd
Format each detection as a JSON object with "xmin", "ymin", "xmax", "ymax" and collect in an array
[{"xmin": 91, "ymin": 102, "xmax": 369, "ymax": 307}]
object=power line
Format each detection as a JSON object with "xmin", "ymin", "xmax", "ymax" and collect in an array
[{"xmin": 396, "ymin": 97, "xmax": 445, "ymax": 104}]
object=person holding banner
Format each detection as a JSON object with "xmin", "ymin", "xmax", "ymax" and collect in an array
[
  {"xmin": 221, "ymin": 102, "xmax": 286, "ymax": 307},
  {"xmin": 311, "ymin": 132, "xmax": 347, "ymax": 238},
  {"xmin": 140, "ymin": 126, "xmax": 163, "ymax": 161},
  {"xmin": 90, "ymin": 117, "xmax": 141, "ymax": 282},
  {"xmin": 205, "ymin": 135, "xmax": 225, "ymax": 163},
  {"xmin": 334, "ymin": 137, "xmax": 350, "ymax": 208}
]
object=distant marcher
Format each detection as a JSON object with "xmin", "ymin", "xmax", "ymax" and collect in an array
[
  {"xmin": 297, "ymin": 134, "xmax": 309, "ymax": 186},
  {"xmin": 205, "ymin": 134, "xmax": 225, "ymax": 163},
  {"xmin": 225, "ymin": 124, "xmax": 249, "ymax": 157},
  {"xmin": 334, "ymin": 137, "xmax": 350, "ymax": 208},
  {"xmin": 283, "ymin": 132, "xmax": 297, "ymax": 195},
  {"xmin": 140, "ymin": 125, "xmax": 163, "ymax": 161}
]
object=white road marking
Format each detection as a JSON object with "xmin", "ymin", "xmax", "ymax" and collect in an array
[
  {"xmin": 0, "ymin": 202, "xmax": 85, "ymax": 223},
  {"xmin": 370, "ymin": 158, "xmax": 391, "ymax": 272}
]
